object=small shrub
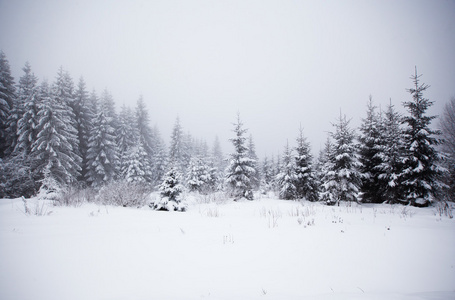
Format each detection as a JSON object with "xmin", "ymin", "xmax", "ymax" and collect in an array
[
  {"xmin": 435, "ymin": 201, "xmax": 453, "ymax": 219},
  {"xmin": 96, "ymin": 180, "xmax": 150, "ymax": 207}
]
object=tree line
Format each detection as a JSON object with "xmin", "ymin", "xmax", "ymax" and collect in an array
[{"xmin": 1, "ymin": 51, "xmax": 453, "ymax": 207}]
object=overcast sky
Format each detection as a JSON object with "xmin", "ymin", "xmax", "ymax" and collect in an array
[{"xmin": 1, "ymin": 0, "xmax": 454, "ymax": 158}]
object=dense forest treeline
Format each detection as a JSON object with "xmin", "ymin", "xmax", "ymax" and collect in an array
[{"xmin": 1, "ymin": 51, "xmax": 454, "ymax": 208}]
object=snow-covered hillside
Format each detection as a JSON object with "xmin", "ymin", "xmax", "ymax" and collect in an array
[{"xmin": 1, "ymin": 196, "xmax": 454, "ymax": 300}]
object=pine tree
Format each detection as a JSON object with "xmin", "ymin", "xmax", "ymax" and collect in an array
[
  {"xmin": 135, "ymin": 96, "xmax": 154, "ymax": 156},
  {"xmin": 439, "ymin": 97, "xmax": 455, "ymax": 201},
  {"xmin": 117, "ymin": 105, "xmax": 138, "ymax": 175},
  {"xmin": 375, "ymin": 100, "xmax": 406, "ymax": 203},
  {"xmin": 123, "ymin": 141, "xmax": 153, "ymax": 183},
  {"xmin": 401, "ymin": 68, "xmax": 444, "ymax": 206},
  {"xmin": 261, "ymin": 156, "xmax": 274, "ymax": 193},
  {"xmin": 151, "ymin": 167, "xmax": 186, "ymax": 211},
  {"xmin": 247, "ymin": 134, "xmax": 260, "ymax": 190},
  {"xmin": 168, "ymin": 117, "xmax": 187, "ymax": 172},
  {"xmin": 73, "ymin": 77, "xmax": 94, "ymax": 182},
  {"xmin": 294, "ymin": 126, "xmax": 319, "ymax": 201},
  {"xmin": 358, "ymin": 97, "xmax": 383, "ymax": 203},
  {"xmin": 32, "ymin": 80, "xmax": 81, "ymax": 184},
  {"xmin": 151, "ymin": 128, "xmax": 168, "ymax": 187},
  {"xmin": 186, "ymin": 156, "xmax": 213, "ymax": 193},
  {"xmin": 86, "ymin": 108, "xmax": 118, "ymax": 187},
  {"xmin": 276, "ymin": 141, "xmax": 297, "ymax": 200},
  {"xmin": 319, "ymin": 137, "xmax": 338, "ymax": 204},
  {"xmin": 225, "ymin": 113, "xmax": 257, "ymax": 200},
  {"xmin": 0, "ymin": 51, "xmax": 16, "ymax": 158},
  {"xmin": 15, "ymin": 62, "xmax": 39, "ymax": 155},
  {"xmin": 327, "ymin": 114, "xmax": 362, "ymax": 205}
]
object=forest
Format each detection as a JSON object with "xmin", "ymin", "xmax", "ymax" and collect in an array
[{"xmin": 1, "ymin": 50, "xmax": 454, "ymax": 209}]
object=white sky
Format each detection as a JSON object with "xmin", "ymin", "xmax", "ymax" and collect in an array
[{"xmin": 1, "ymin": 0, "xmax": 454, "ymax": 158}]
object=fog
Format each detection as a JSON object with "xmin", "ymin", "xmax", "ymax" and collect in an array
[{"xmin": 1, "ymin": 0, "xmax": 454, "ymax": 157}]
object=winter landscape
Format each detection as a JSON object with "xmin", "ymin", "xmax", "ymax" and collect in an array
[
  {"xmin": 1, "ymin": 195, "xmax": 454, "ymax": 300},
  {"xmin": 1, "ymin": 1, "xmax": 455, "ymax": 299}
]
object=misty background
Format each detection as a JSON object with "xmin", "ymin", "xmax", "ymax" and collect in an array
[{"xmin": 1, "ymin": 0, "xmax": 454, "ymax": 157}]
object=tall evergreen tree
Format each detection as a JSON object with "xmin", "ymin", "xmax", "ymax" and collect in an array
[
  {"xmin": 276, "ymin": 141, "xmax": 297, "ymax": 200},
  {"xmin": 327, "ymin": 114, "xmax": 362, "ymax": 205},
  {"xmin": 73, "ymin": 77, "xmax": 94, "ymax": 182},
  {"xmin": 401, "ymin": 68, "xmax": 444, "ymax": 206},
  {"xmin": 319, "ymin": 137, "xmax": 338, "ymax": 204},
  {"xmin": 439, "ymin": 97, "xmax": 455, "ymax": 201},
  {"xmin": 168, "ymin": 117, "xmax": 187, "ymax": 172},
  {"xmin": 261, "ymin": 156, "xmax": 274, "ymax": 193},
  {"xmin": 247, "ymin": 134, "xmax": 260, "ymax": 190},
  {"xmin": 375, "ymin": 100, "xmax": 406, "ymax": 203},
  {"xmin": 117, "ymin": 105, "xmax": 138, "ymax": 175},
  {"xmin": 294, "ymin": 126, "xmax": 319, "ymax": 201},
  {"xmin": 14, "ymin": 62, "xmax": 39, "ymax": 155},
  {"xmin": 122, "ymin": 141, "xmax": 153, "ymax": 183},
  {"xmin": 0, "ymin": 51, "xmax": 16, "ymax": 158},
  {"xmin": 86, "ymin": 108, "xmax": 118, "ymax": 187},
  {"xmin": 358, "ymin": 97, "xmax": 383, "ymax": 203},
  {"xmin": 32, "ymin": 80, "xmax": 81, "ymax": 184},
  {"xmin": 225, "ymin": 113, "xmax": 256, "ymax": 200}
]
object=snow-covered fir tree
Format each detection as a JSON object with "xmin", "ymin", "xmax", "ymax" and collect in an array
[
  {"xmin": 247, "ymin": 134, "xmax": 260, "ymax": 190},
  {"xmin": 151, "ymin": 167, "xmax": 186, "ymax": 211},
  {"xmin": 375, "ymin": 100, "xmax": 406, "ymax": 203},
  {"xmin": 276, "ymin": 141, "xmax": 297, "ymax": 200},
  {"xmin": 8, "ymin": 62, "xmax": 37, "ymax": 155},
  {"xmin": 14, "ymin": 62, "xmax": 39, "ymax": 156},
  {"xmin": 325, "ymin": 114, "xmax": 362, "ymax": 205},
  {"xmin": 319, "ymin": 137, "xmax": 338, "ymax": 204},
  {"xmin": 225, "ymin": 113, "xmax": 257, "ymax": 200},
  {"xmin": 86, "ymin": 105, "xmax": 118, "ymax": 187},
  {"xmin": 150, "ymin": 126, "xmax": 167, "ymax": 187},
  {"xmin": 168, "ymin": 117, "xmax": 188, "ymax": 173},
  {"xmin": 122, "ymin": 141, "xmax": 153, "ymax": 183},
  {"xmin": 73, "ymin": 77, "xmax": 94, "ymax": 182},
  {"xmin": 439, "ymin": 97, "xmax": 455, "ymax": 200},
  {"xmin": 31, "ymin": 80, "xmax": 81, "ymax": 184},
  {"xmin": 186, "ymin": 156, "xmax": 213, "ymax": 193},
  {"xmin": 0, "ymin": 51, "xmax": 16, "ymax": 158},
  {"xmin": 117, "ymin": 105, "xmax": 138, "ymax": 175},
  {"xmin": 358, "ymin": 97, "xmax": 383, "ymax": 203},
  {"xmin": 261, "ymin": 156, "xmax": 274, "ymax": 194},
  {"xmin": 294, "ymin": 126, "xmax": 319, "ymax": 201},
  {"xmin": 400, "ymin": 68, "xmax": 444, "ymax": 206}
]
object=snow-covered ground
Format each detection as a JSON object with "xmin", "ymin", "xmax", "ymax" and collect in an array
[{"xmin": 1, "ymin": 195, "xmax": 454, "ymax": 300}]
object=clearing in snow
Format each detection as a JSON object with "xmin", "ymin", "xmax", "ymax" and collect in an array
[{"xmin": 0, "ymin": 195, "xmax": 454, "ymax": 300}]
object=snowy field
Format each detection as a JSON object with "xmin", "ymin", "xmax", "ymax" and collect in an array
[{"xmin": 1, "ymin": 195, "xmax": 454, "ymax": 300}]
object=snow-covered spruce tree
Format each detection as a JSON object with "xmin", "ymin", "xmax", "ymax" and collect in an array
[
  {"xmin": 186, "ymin": 156, "xmax": 213, "ymax": 193},
  {"xmin": 439, "ymin": 97, "xmax": 455, "ymax": 201},
  {"xmin": 260, "ymin": 156, "xmax": 274, "ymax": 194},
  {"xmin": 0, "ymin": 51, "xmax": 16, "ymax": 158},
  {"xmin": 168, "ymin": 117, "xmax": 188, "ymax": 173},
  {"xmin": 276, "ymin": 141, "xmax": 298, "ymax": 200},
  {"xmin": 375, "ymin": 100, "xmax": 406, "ymax": 203},
  {"xmin": 294, "ymin": 126, "xmax": 319, "ymax": 201},
  {"xmin": 122, "ymin": 141, "xmax": 153, "ymax": 184},
  {"xmin": 358, "ymin": 97, "xmax": 383, "ymax": 203},
  {"xmin": 117, "ymin": 105, "xmax": 138, "ymax": 177},
  {"xmin": 85, "ymin": 108, "xmax": 118, "ymax": 187},
  {"xmin": 225, "ymin": 113, "xmax": 257, "ymax": 200},
  {"xmin": 135, "ymin": 96, "xmax": 155, "ymax": 158},
  {"xmin": 327, "ymin": 114, "xmax": 362, "ymax": 205},
  {"xmin": 151, "ymin": 167, "xmax": 186, "ymax": 211},
  {"xmin": 73, "ymin": 77, "xmax": 94, "ymax": 183},
  {"xmin": 14, "ymin": 62, "xmax": 39, "ymax": 156},
  {"xmin": 319, "ymin": 137, "xmax": 338, "ymax": 204},
  {"xmin": 401, "ymin": 68, "xmax": 444, "ymax": 206},
  {"xmin": 150, "ymin": 127, "xmax": 168, "ymax": 187},
  {"xmin": 8, "ymin": 62, "xmax": 37, "ymax": 155},
  {"xmin": 31, "ymin": 80, "xmax": 81, "ymax": 185},
  {"xmin": 247, "ymin": 134, "xmax": 260, "ymax": 190}
]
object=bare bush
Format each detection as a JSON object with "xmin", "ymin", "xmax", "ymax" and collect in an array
[
  {"xmin": 96, "ymin": 180, "xmax": 151, "ymax": 207},
  {"xmin": 435, "ymin": 201, "xmax": 453, "ymax": 219},
  {"xmin": 55, "ymin": 185, "xmax": 95, "ymax": 207}
]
